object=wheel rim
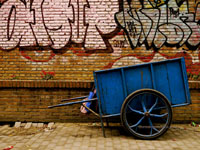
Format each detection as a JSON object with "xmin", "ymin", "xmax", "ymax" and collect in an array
[{"xmin": 122, "ymin": 90, "xmax": 172, "ymax": 139}]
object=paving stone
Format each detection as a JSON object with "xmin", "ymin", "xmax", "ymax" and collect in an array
[
  {"xmin": 0, "ymin": 143, "xmax": 7, "ymax": 150},
  {"xmin": 0, "ymin": 125, "xmax": 9, "ymax": 132},
  {"xmin": 32, "ymin": 123, "xmax": 38, "ymax": 127},
  {"xmin": 0, "ymin": 123, "xmax": 200, "ymax": 150},
  {"xmin": 24, "ymin": 122, "xmax": 32, "ymax": 129},
  {"xmin": 37, "ymin": 123, "xmax": 44, "ymax": 128},
  {"xmin": 14, "ymin": 143, "xmax": 24, "ymax": 148},
  {"xmin": 48, "ymin": 122, "xmax": 54, "ymax": 129},
  {"xmin": 31, "ymin": 142, "xmax": 40, "ymax": 148},
  {"xmin": 21, "ymin": 123, "xmax": 26, "ymax": 127},
  {"xmin": 14, "ymin": 122, "xmax": 21, "ymax": 128}
]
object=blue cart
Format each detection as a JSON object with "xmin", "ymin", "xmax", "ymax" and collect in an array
[{"xmin": 49, "ymin": 57, "xmax": 191, "ymax": 139}]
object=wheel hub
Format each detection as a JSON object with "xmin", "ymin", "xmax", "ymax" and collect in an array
[{"xmin": 144, "ymin": 112, "xmax": 150, "ymax": 117}]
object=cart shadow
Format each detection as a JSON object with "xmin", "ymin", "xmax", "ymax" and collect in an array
[
  {"xmin": 81, "ymin": 125, "xmax": 132, "ymax": 137},
  {"xmin": 82, "ymin": 125, "xmax": 194, "ymax": 141}
]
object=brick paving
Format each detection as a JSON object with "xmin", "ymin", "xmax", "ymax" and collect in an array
[{"xmin": 0, "ymin": 123, "xmax": 200, "ymax": 150}]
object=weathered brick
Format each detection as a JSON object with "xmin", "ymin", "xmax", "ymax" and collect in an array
[{"xmin": 0, "ymin": 0, "xmax": 199, "ymax": 123}]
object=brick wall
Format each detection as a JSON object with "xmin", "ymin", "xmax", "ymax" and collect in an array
[
  {"xmin": 0, "ymin": 81, "xmax": 199, "ymax": 123},
  {"xmin": 0, "ymin": 81, "xmax": 96, "ymax": 123},
  {"xmin": 0, "ymin": 0, "xmax": 199, "ymax": 81},
  {"xmin": 0, "ymin": 0, "xmax": 199, "ymax": 123},
  {"xmin": 173, "ymin": 83, "xmax": 200, "ymax": 123}
]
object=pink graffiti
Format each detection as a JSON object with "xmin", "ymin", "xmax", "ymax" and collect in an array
[{"xmin": 0, "ymin": 0, "xmax": 119, "ymax": 53}]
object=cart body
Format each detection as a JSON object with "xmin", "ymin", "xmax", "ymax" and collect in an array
[
  {"xmin": 94, "ymin": 57, "xmax": 191, "ymax": 116},
  {"xmin": 49, "ymin": 57, "xmax": 191, "ymax": 139}
]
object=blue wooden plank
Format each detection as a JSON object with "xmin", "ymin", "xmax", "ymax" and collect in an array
[
  {"xmin": 150, "ymin": 64, "xmax": 156, "ymax": 89},
  {"xmin": 94, "ymin": 73, "xmax": 104, "ymax": 117},
  {"xmin": 95, "ymin": 70, "xmax": 125, "ymax": 115},
  {"xmin": 180, "ymin": 58, "xmax": 191, "ymax": 104},
  {"xmin": 121, "ymin": 68, "xmax": 128, "ymax": 98},
  {"xmin": 166, "ymin": 61, "xmax": 187, "ymax": 105},
  {"xmin": 153, "ymin": 62, "xmax": 172, "ymax": 103},
  {"xmin": 124, "ymin": 65, "xmax": 153, "ymax": 95}
]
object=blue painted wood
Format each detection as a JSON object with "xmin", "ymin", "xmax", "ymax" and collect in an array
[
  {"xmin": 153, "ymin": 62, "xmax": 172, "ymax": 103},
  {"xmin": 94, "ymin": 70, "xmax": 125, "ymax": 114},
  {"xmin": 166, "ymin": 61, "xmax": 186, "ymax": 105},
  {"xmin": 180, "ymin": 58, "xmax": 191, "ymax": 104},
  {"xmin": 121, "ymin": 69, "xmax": 128, "ymax": 98},
  {"xmin": 94, "ymin": 57, "xmax": 191, "ymax": 115},
  {"xmin": 150, "ymin": 64, "xmax": 156, "ymax": 89},
  {"xmin": 123, "ymin": 65, "xmax": 153, "ymax": 95}
]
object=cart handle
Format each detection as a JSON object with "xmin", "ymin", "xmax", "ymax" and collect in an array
[
  {"xmin": 48, "ymin": 98, "xmax": 97, "ymax": 108},
  {"xmin": 61, "ymin": 96, "xmax": 88, "ymax": 102}
]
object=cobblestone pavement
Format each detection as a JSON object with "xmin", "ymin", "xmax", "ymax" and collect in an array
[{"xmin": 0, "ymin": 123, "xmax": 200, "ymax": 150}]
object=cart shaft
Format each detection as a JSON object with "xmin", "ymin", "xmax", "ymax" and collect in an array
[{"xmin": 48, "ymin": 98, "xmax": 97, "ymax": 108}]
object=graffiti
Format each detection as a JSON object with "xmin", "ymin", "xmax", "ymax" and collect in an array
[
  {"xmin": 115, "ymin": 0, "xmax": 200, "ymax": 51},
  {"xmin": 103, "ymin": 50, "xmax": 194, "ymax": 69},
  {"xmin": 0, "ymin": 0, "xmax": 199, "ymax": 82},
  {"xmin": 1, "ymin": 0, "xmax": 199, "ymax": 54},
  {"xmin": 104, "ymin": 51, "xmax": 156, "ymax": 69},
  {"xmin": 113, "ymin": 40, "xmax": 127, "ymax": 48},
  {"xmin": 0, "ymin": 0, "xmax": 120, "ymax": 54},
  {"xmin": 20, "ymin": 50, "xmax": 55, "ymax": 62}
]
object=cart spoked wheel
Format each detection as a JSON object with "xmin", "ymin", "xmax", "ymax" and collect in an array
[{"xmin": 121, "ymin": 89, "xmax": 172, "ymax": 140}]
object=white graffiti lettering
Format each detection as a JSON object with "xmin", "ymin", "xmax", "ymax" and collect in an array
[{"xmin": 115, "ymin": 0, "xmax": 200, "ymax": 50}]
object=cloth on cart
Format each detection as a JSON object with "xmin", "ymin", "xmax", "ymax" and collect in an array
[{"xmin": 80, "ymin": 89, "xmax": 97, "ymax": 114}]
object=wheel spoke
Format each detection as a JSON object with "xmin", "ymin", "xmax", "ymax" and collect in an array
[
  {"xmin": 130, "ymin": 116, "xmax": 145, "ymax": 128},
  {"xmin": 128, "ymin": 105, "xmax": 144, "ymax": 115},
  {"xmin": 161, "ymin": 117, "xmax": 167, "ymax": 122},
  {"xmin": 141, "ymin": 99, "xmax": 147, "ymax": 112},
  {"xmin": 122, "ymin": 89, "xmax": 172, "ymax": 139},
  {"xmin": 150, "ymin": 113, "xmax": 168, "ymax": 118},
  {"xmin": 150, "ymin": 127, "xmax": 153, "ymax": 135},
  {"xmin": 148, "ymin": 118, "xmax": 159, "ymax": 133},
  {"xmin": 148, "ymin": 98, "xmax": 158, "ymax": 113},
  {"xmin": 135, "ymin": 127, "xmax": 138, "ymax": 132},
  {"xmin": 153, "ymin": 106, "xmax": 167, "ymax": 111}
]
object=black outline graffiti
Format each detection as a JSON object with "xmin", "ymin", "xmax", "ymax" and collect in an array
[
  {"xmin": 115, "ymin": 0, "xmax": 200, "ymax": 51},
  {"xmin": 0, "ymin": 0, "xmax": 122, "ymax": 54},
  {"xmin": 82, "ymin": 0, "xmax": 90, "ymax": 45},
  {"xmin": 20, "ymin": 0, "xmax": 26, "ymax": 7},
  {"xmin": 41, "ymin": 0, "xmax": 63, "ymax": 47},
  {"xmin": 7, "ymin": 5, "xmax": 16, "ymax": 41}
]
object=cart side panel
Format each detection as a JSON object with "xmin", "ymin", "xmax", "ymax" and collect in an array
[
  {"xmin": 124, "ymin": 66, "xmax": 153, "ymax": 95},
  {"xmin": 94, "ymin": 70, "xmax": 125, "ymax": 115},
  {"xmin": 166, "ymin": 61, "xmax": 185, "ymax": 105},
  {"xmin": 166, "ymin": 60, "xmax": 189, "ymax": 105},
  {"xmin": 153, "ymin": 59, "xmax": 191, "ymax": 105},
  {"xmin": 94, "ymin": 58, "xmax": 191, "ymax": 115},
  {"xmin": 153, "ymin": 63, "xmax": 172, "ymax": 102}
]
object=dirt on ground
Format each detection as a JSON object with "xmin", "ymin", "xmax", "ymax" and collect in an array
[{"xmin": 0, "ymin": 123, "xmax": 55, "ymax": 136}]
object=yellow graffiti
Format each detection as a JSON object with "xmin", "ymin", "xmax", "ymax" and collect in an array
[{"xmin": 144, "ymin": 0, "xmax": 166, "ymax": 8}]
